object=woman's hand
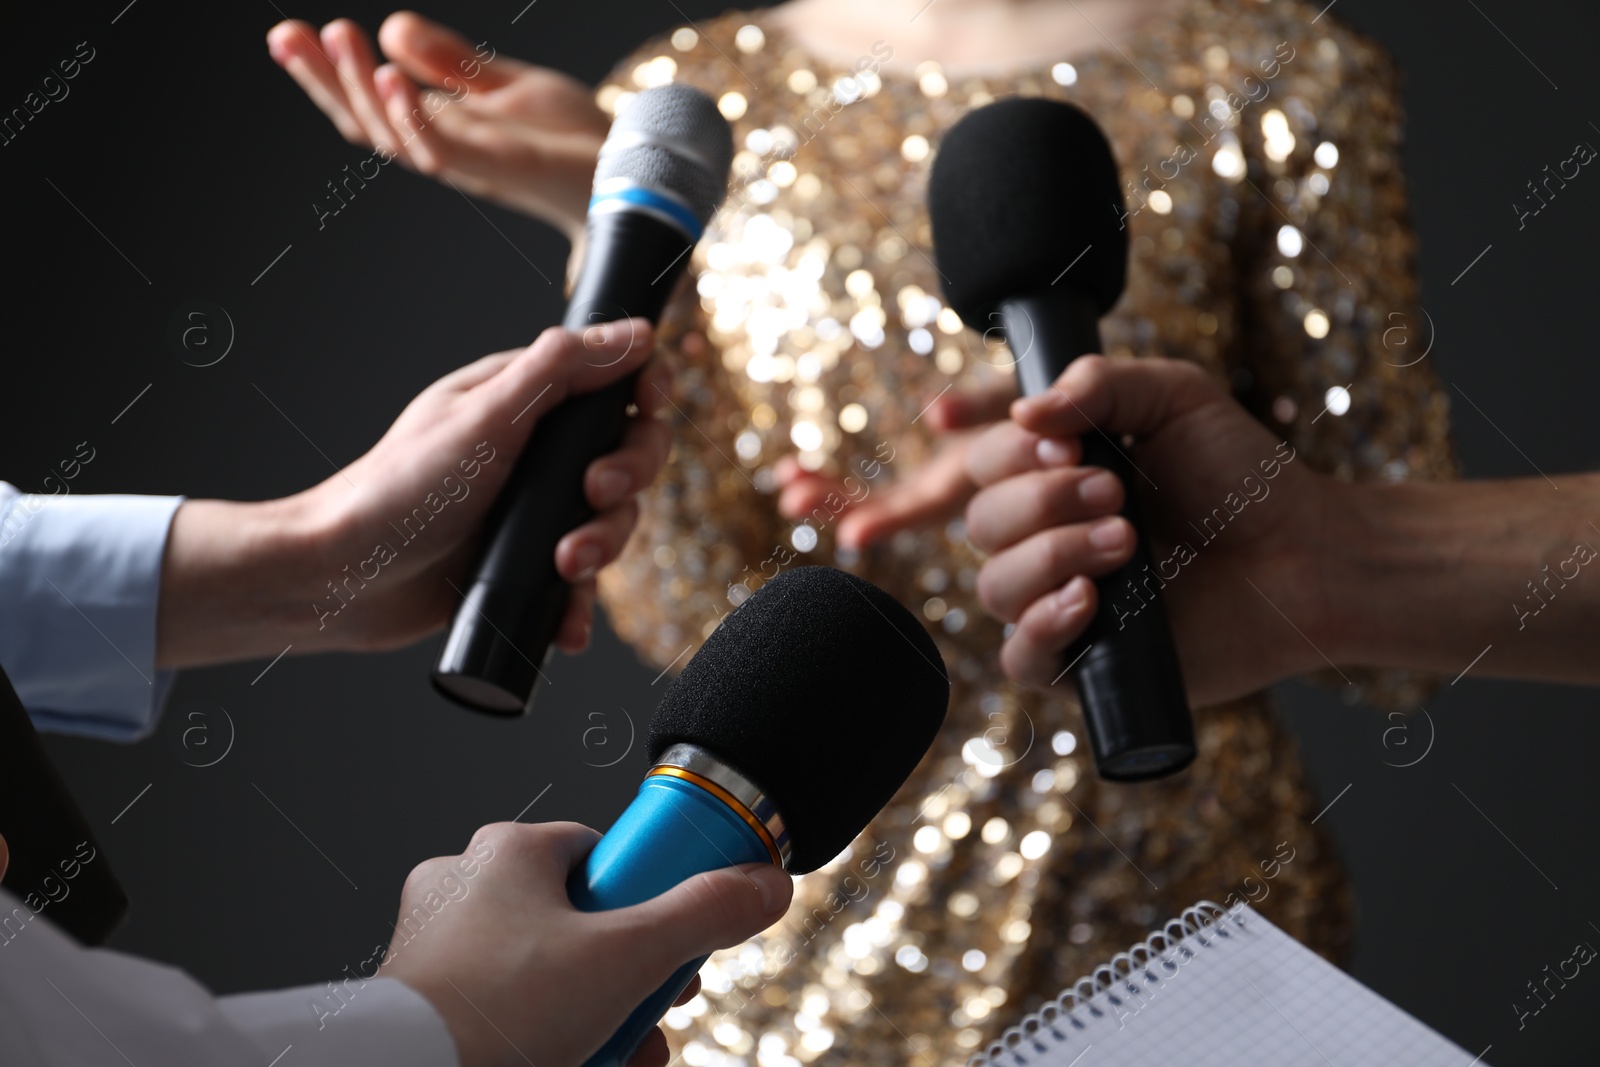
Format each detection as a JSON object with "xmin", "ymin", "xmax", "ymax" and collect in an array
[
  {"xmin": 776, "ymin": 374, "xmax": 1020, "ymax": 549},
  {"xmin": 267, "ymin": 12, "xmax": 607, "ymax": 237}
]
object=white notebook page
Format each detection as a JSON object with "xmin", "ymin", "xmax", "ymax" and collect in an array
[{"xmin": 978, "ymin": 904, "xmax": 1483, "ymax": 1067}]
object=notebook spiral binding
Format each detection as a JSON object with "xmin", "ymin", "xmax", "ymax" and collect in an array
[{"xmin": 968, "ymin": 900, "xmax": 1249, "ymax": 1067}]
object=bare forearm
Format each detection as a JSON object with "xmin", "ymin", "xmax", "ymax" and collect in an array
[
  {"xmin": 1317, "ymin": 474, "xmax": 1600, "ymax": 684},
  {"xmin": 154, "ymin": 498, "xmax": 326, "ymax": 670}
]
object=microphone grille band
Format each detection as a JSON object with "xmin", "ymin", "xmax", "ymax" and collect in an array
[{"xmin": 594, "ymin": 84, "xmax": 734, "ymax": 226}]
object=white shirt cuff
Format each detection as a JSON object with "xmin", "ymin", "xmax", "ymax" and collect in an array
[{"xmin": 0, "ymin": 485, "xmax": 182, "ymax": 741}]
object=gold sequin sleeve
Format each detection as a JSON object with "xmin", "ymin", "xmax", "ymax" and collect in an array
[{"xmin": 1233, "ymin": 20, "xmax": 1458, "ymax": 708}]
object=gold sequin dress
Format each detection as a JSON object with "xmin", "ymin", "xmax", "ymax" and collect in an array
[{"xmin": 595, "ymin": 2, "xmax": 1456, "ymax": 1062}]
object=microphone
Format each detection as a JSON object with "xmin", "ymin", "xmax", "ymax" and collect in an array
[
  {"xmin": 570, "ymin": 566, "xmax": 950, "ymax": 1067},
  {"xmin": 0, "ymin": 662, "xmax": 127, "ymax": 945},
  {"xmin": 433, "ymin": 84, "xmax": 734, "ymax": 715},
  {"xmin": 927, "ymin": 98, "xmax": 1196, "ymax": 782}
]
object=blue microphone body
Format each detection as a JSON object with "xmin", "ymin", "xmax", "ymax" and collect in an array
[{"xmin": 571, "ymin": 745, "xmax": 788, "ymax": 1067}]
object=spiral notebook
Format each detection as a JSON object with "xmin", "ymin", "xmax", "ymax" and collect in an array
[{"xmin": 972, "ymin": 902, "xmax": 1485, "ymax": 1067}]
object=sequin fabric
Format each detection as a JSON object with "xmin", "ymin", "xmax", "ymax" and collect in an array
[{"xmin": 595, "ymin": 3, "xmax": 1457, "ymax": 1063}]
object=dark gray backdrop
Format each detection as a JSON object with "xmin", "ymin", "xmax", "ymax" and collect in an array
[{"xmin": 5, "ymin": 1, "xmax": 1597, "ymax": 1063}]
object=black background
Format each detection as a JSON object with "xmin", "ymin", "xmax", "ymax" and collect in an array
[{"xmin": 5, "ymin": 1, "xmax": 1599, "ymax": 1063}]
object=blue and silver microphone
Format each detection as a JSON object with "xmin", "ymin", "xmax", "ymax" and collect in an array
[
  {"xmin": 434, "ymin": 84, "xmax": 734, "ymax": 716},
  {"xmin": 571, "ymin": 567, "xmax": 951, "ymax": 1067}
]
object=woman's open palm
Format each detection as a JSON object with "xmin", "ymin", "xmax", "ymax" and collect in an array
[{"xmin": 268, "ymin": 12, "xmax": 608, "ymax": 236}]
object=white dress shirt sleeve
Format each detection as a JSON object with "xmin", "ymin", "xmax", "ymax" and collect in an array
[
  {"xmin": 0, "ymin": 890, "xmax": 459, "ymax": 1067},
  {"xmin": 0, "ymin": 483, "xmax": 183, "ymax": 741}
]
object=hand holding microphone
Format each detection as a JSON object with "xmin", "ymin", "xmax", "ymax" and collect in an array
[
  {"xmin": 929, "ymin": 99, "xmax": 1196, "ymax": 780},
  {"xmin": 379, "ymin": 821, "xmax": 791, "ymax": 1067},
  {"xmin": 568, "ymin": 566, "xmax": 950, "ymax": 1067},
  {"xmin": 965, "ymin": 355, "xmax": 1325, "ymax": 710},
  {"xmin": 150, "ymin": 326, "xmax": 666, "ymax": 671}
]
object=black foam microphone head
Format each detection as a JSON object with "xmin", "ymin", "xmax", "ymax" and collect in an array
[
  {"xmin": 647, "ymin": 567, "xmax": 950, "ymax": 873},
  {"xmin": 928, "ymin": 97, "xmax": 1129, "ymax": 325}
]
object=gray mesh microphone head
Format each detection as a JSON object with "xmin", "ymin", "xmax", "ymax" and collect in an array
[{"xmin": 593, "ymin": 84, "xmax": 734, "ymax": 227}]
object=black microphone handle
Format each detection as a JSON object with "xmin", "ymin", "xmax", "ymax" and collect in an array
[
  {"xmin": 1001, "ymin": 292, "xmax": 1196, "ymax": 781},
  {"xmin": 433, "ymin": 211, "xmax": 695, "ymax": 715}
]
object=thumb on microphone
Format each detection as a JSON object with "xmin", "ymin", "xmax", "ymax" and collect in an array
[
  {"xmin": 603, "ymin": 863, "xmax": 793, "ymax": 982},
  {"xmin": 1010, "ymin": 354, "xmax": 1220, "ymax": 441}
]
